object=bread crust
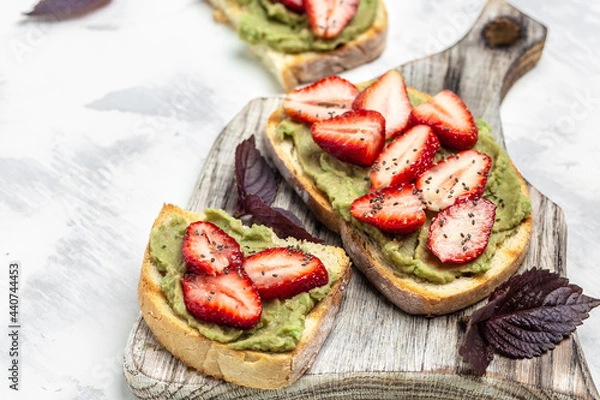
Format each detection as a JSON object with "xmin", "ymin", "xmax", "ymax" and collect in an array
[
  {"xmin": 205, "ymin": 0, "xmax": 388, "ymax": 91},
  {"xmin": 138, "ymin": 204, "xmax": 352, "ymax": 389},
  {"xmin": 263, "ymin": 106, "xmax": 533, "ymax": 316}
]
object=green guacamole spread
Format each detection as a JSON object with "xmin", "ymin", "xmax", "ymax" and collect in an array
[
  {"xmin": 235, "ymin": 0, "xmax": 378, "ymax": 53},
  {"xmin": 149, "ymin": 208, "xmax": 337, "ymax": 352},
  {"xmin": 275, "ymin": 92, "xmax": 531, "ymax": 284}
]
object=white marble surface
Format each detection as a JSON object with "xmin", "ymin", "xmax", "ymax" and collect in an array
[{"xmin": 1, "ymin": 0, "xmax": 599, "ymax": 398}]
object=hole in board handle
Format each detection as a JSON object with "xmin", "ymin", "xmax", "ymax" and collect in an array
[{"xmin": 483, "ymin": 16, "xmax": 522, "ymax": 47}]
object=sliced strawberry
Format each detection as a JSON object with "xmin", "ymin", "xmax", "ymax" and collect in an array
[
  {"xmin": 370, "ymin": 125, "xmax": 440, "ymax": 191},
  {"xmin": 411, "ymin": 89, "xmax": 478, "ymax": 149},
  {"xmin": 427, "ymin": 198, "xmax": 497, "ymax": 264},
  {"xmin": 350, "ymin": 184, "xmax": 426, "ymax": 234},
  {"xmin": 243, "ymin": 247, "xmax": 329, "ymax": 300},
  {"xmin": 305, "ymin": 0, "xmax": 358, "ymax": 39},
  {"xmin": 278, "ymin": 0, "xmax": 304, "ymax": 13},
  {"xmin": 416, "ymin": 149, "xmax": 492, "ymax": 212},
  {"xmin": 311, "ymin": 109, "xmax": 385, "ymax": 166},
  {"xmin": 181, "ymin": 270, "xmax": 262, "ymax": 330},
  {"xmin": 182, "ymin": 221, "xmax": 243, "ymax": 276},
  {"xmin": 283, "ymin": 76, "xmax": 359, "ymax": 124},
  {"xmin": 353, "ymin": 69, "xmax": 413, "ymax": 139}
]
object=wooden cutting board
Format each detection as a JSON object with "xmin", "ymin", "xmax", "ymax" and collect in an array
[{"xmin": 123, "ymin": 1, "xmax": 600, "ymax": 398}]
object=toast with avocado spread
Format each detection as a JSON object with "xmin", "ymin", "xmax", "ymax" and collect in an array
[
  {"xmin": 138, "ymin": 204, "xmax": 351, "ymax": 389},
  {"xmin": 205, "ymin": 0, "xmax": 387, "ymax": 91},
  {"xmin": 262, "ymin": 71, "xmax": 532, "ymax": 315}
]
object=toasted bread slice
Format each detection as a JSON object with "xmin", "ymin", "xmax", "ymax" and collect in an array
[
  {"xmin": 205, "ymin": 0, "xmax": 388, "ymax": 91},
  {"xmin": 138, "ymin": 204, "xmax": 352, "ymax": 389},
  {"xmin": 263, "ymin": 103, "xmax": 532, "ymax": 316}
]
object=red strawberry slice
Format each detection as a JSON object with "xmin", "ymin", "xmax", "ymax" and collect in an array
[
  {"xmin": 182, "ymin": 221, "xmax": 243, "ymax": 276},
  {"xmin": 353, "ymin": 69, "xmax": 413, "ymax": 139},
  {"xmin": 181, "ymin": 270, "xmax": 262, "ymax": 330},
  {"xmin": 350, "ymin": 184, "xmax": 426, "ymax": 234},
  {"xmin": 411, "ymin": 89, "xmax": 478, "ymax": 149},
  {"xmin": 283, "ymin": 76, "xmax": 359, "ymax": 124},
  {"xmin": 278, "ymin": 0, "xmax": 304, "ymax": 13},
  {"xmin": 427, "ymin": 198, "xmax": 497, "ymax": 264},
  {"xmin": 370, "ymin": 125, "xmax": 440, "ymax": 191},
  {"xmin": 243, "ymin": 247, "xmax": 329, "ymax": 300},
  {"xmin": 416, "ymin": 149, "xmax": 492, "ymax": 212},
  {"xmin": 311, "ymin": 109, "xmax": 385, "ymax": 166},
  {"xmin": 305, "ymin": 0, "xmax": 359, "ymax": 39}
]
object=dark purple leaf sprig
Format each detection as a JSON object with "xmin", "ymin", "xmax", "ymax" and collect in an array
[
  {"xmin": 25, "ymin": 0, "xmax": 111, "ymax": 19},
  {"xmin": 234, "ymin": 135, "xmax": 322, "ymax": 243},
  {"xmin": 459, "ymin": 267, "xmax": 600, "ymax": 376},
  {"xmin": 235, "ymin": 135, "xmax": 278, "ymax": 216}
]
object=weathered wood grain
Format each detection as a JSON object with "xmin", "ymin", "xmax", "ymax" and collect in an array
[{"xmin": 123, "ymin": 0, "xmax": 600, "ymax": 398}]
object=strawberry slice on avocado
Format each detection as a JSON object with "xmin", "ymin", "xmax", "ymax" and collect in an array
[
  {"xmin": 182, "ymin": 221, "xmax": 243, "ymax": 276},
  {"xmin": 181, "ymin": 270, "xmax": 262, "ymax": 330},
  {"xmin": 305, "ymin": 0, "xmax": 359, "ymax": 39},
  {"xmin": 411, "ymin": 89, "xmax": 478, "ymax": 149},
  {"xmin": 427, "ymin": 198, "xmax": 497, "ymax": 264},
  {"xmin": 350, "ymin": 184, "xmax": 426, "ymax": 234},
  {"xmin": 353, "ymin": 69, "xmax": 413, "ymax": 139},
  {"xmin": 370, "ymin": 124, "xmax": 440, "ymax": 191},
  {"xmin": 243, "ymin": 247, "xmax": 329, "ymax": 300},
  {"xmin": 416, "ymin": 149, "xmax": 492, "ymax": 212},
  {"xmin": 283, "ymin": 76, "xmax": 359, "ymax": 124},
  {"xmin": 311, "ymin": 109, "xmax": 386, "ymax": 166}
]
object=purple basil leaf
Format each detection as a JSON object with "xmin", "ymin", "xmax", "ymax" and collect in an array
[
  {"xmin": 484, "ymin": 314, "xmax": 564, "ymax": 359},
  {"xmin": 233, "ymin": 136, "xmax": 322, "ymax": 243},
  {"xmin": 486, "ymin": 280, "xmax": 600, "ymax": 359},
  {"xmin": 460, "ymin": 323, "xmax": 495, "ymax": 376},
  {"xmin": 25, "ymin": 0, "xmax": 111, "ymax": 18},
  {"xmin": 235, "ymin": 135, "xmax": 278, "ymax": 214},
  {"xmin": 244, "ymin": 194, "xmax": 322, "ymax": 243},
  {"xmin": 490, "ymin": 268, "xmax": 569, "ymax": 315},
  {"xmin": 460, "ymin": 268, "xmax": 600, "ymax": 375},
  {"xmin": 468, "ymin": 290, "xmax": 509, "ymax": 326},
  {"xmin": 459, "ymin": 293, "xmax": 507, "ymax": 376}
]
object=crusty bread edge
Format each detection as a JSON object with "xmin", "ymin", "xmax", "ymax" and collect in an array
[
  {"xmin": 263, "ymin": 108, "xmax": 532, "ymax": 316},
  {"xmin": 205, "ymin": 0, "xmax": 388, "ymax": 92},
  {"xmin": 138, "ymin": 203, "xmax": 352, "ymax": 389}
]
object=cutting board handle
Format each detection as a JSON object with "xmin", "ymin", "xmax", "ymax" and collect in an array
[
  {"xmin": 459, "ymin": 0, "xmax": 547, "ymax": 100},
  {"xmin": 400, "ymin": 0, "xmax": 547, "ymax": 147}
]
